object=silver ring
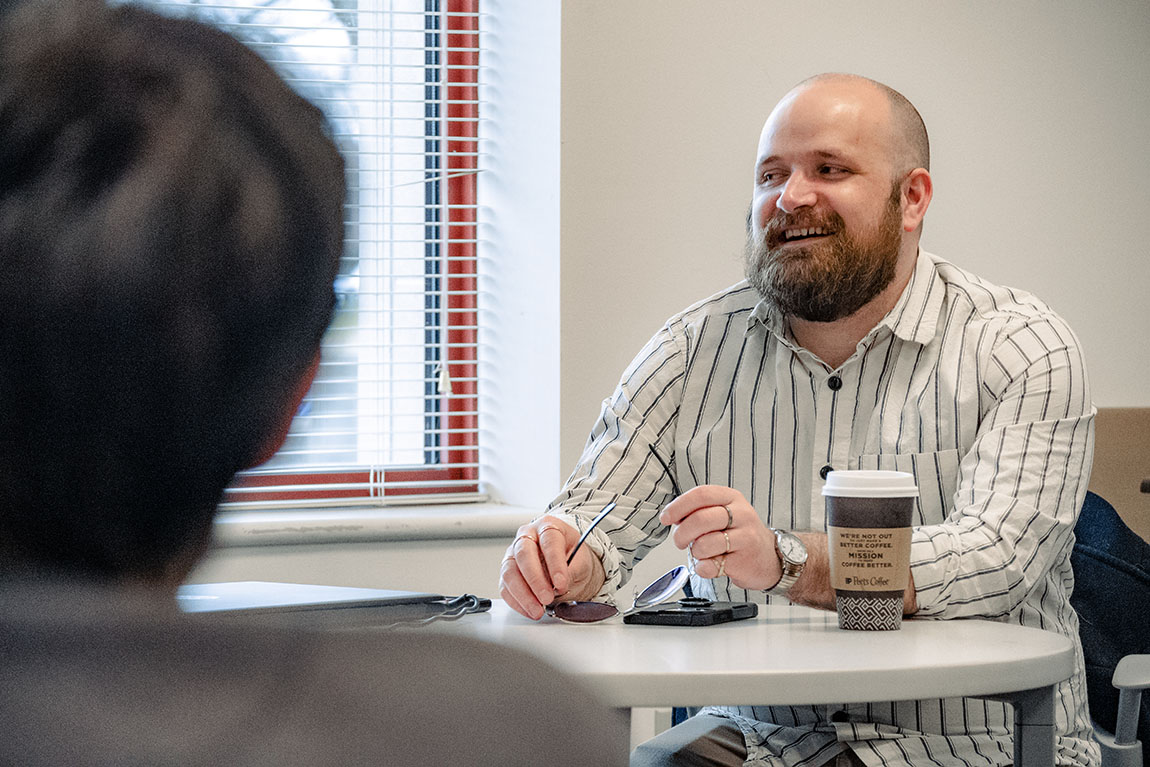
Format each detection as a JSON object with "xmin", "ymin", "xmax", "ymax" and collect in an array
[
  {"xmin": 723, "ymin": 530, "xmax": 731, "ymax": 554},
  {"xmin": 716, "ymin": 555, "xmax": 726, "ymax": 579},
  {"xmin": 724, "ymin": 505, "xmax": 734, "ymax": 530}
]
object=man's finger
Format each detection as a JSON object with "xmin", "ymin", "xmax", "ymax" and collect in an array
[
  {"xmin": 671, "ymin": 505, "xmax": 729, "ymax": 549},
  {"xmin": 695, "ymin": 555, "xmax": 724, "ymax": 581},
  {"xmin": 678, "ymin": 526, "xmax": 732, "ymax": 560},
  {"xmin": 659, "ymin": 484, "xmax": 732, "ymax": 525},
  {"xmin": 500, "ymin": 557, "xmax": 545, "ymax": 620},
  {"xmin": 501, "ymin": 584, "xmax": 537, "ymax": 621},
  {"xmin": 512, "ymin": 534, "xmax": 558, "ymax": 608},
  {"xmin": 537, "ymin": 519, "xmax": 574, "ymax": 594}
]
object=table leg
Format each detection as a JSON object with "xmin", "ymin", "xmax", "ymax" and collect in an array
[
  {"xmin": 1003, "ymin": 686, "xmax": 1055, "ymax": 767},
  {"xmin": 619, "ymin": 708, "xmax": 635, "ymax": 759}
]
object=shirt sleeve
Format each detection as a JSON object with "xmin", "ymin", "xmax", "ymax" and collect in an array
[
  {"xmin": 543, "ymin": 321, "xmax": 688, "ymax": 596},
  {"xmin": 909, "ymin": 312, "xmax": 1095, "ymax": 619}
]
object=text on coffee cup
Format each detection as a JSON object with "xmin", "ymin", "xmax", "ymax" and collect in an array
[{"xmin": 827, "ymin": 526, "xmax": 911, "ymax": 591}]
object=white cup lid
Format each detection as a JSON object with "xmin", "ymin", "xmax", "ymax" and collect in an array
[{"xmin": 822, "ymin": 470, "xmax": 919, "ymax": 498}]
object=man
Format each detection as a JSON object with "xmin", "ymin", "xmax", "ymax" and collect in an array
[
  {"xmin": 500, "ymin": 74, "xmax": 1097, "ymax": 766},
  {"xmin": 0, "ymin": 3, "xmax": 627, "ymax": 764}
]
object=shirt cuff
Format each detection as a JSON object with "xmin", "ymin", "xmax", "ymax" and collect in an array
[
  {"xmin": 541, "ymin": 512, "xmax": 622, "ymax": 607},
  {"xmin": 907, "ymin": 528, "xmax": 955, "ymax": 617}
]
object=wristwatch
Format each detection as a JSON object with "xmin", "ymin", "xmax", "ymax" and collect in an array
[{"xmin": 762, "ymin": 529, "xmax": 808, "ymax": 598}]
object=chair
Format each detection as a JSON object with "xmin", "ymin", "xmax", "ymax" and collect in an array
[{"xmin": 1070, "ymin": 491, "xmax": 1150, "ymax": 766}]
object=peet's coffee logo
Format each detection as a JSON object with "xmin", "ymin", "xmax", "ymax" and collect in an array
[{"xmin": 844, "ymin": 575, "xmax": 892, "ymax": 587}]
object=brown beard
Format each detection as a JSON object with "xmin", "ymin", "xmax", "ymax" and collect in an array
[{"xmin": 744, "ymin": 183, "xmax": 904, "ymax": 323}]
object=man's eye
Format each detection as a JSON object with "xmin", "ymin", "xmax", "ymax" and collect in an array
[
  {"xmin": 820, "ymin": 165, "xmax": 848, "ymax": 176},
  {"xmin": 759, "ymin": 171, "xmax": 781, "ymax": 184}
]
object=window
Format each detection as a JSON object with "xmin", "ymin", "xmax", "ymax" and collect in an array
[{"xmin": 136, "ymin": 0, "xmax": 483, "ymax": 507}]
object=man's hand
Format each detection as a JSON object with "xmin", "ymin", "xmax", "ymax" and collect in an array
[
  {"xmin": 660, "ymin": 486, "xmax": 919, "ymax": 613},
  {"xmin": 498, "ymin": 516, "xmax": 606, "ymax": 620},
  {"xmin": 659, "ymin": 485, "xmax": 781, "ymax": 590}
]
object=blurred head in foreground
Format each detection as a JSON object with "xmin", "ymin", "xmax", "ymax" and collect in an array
[{"xmin": 0, "ymin": 0, "xmax": 346, "ymax": 587}]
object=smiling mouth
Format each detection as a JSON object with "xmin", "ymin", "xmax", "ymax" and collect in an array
[{"xmin": 782, "ymin": 226, "xmax": 833, "ymax": 242}]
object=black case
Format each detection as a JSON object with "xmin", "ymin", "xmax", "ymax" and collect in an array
[{"xmin": 623, "ymin": 597, "xmax": 758, "ymax": 626}]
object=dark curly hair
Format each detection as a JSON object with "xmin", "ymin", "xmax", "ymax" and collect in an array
[{"xmin": 0, "ymin": 1, "xmax": 346, "ymax": 581}]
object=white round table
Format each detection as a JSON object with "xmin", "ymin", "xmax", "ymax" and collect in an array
[{"xmin": 432, "ymin": 601, "xmax": 1075, "ymax": 765}]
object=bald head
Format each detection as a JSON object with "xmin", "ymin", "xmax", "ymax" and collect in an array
[{"xmin": 792, "ymin": 74, "xmax": 929, "ymax": 174}]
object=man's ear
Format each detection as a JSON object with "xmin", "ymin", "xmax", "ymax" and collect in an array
[
  {"xmin": 247, "ymin": 351, "xmax": 321, "ymax": 468},
  {"xmin": 901, "ymin": 168, "xmax": 933, "ymax": 233}
]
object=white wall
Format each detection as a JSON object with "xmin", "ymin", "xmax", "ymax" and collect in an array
[
  {"xmin": 198, "ymin": 0, "xmax": 1150, "ymax": 596},
  {"xmin": 476, "ymin": 0, "xmax": 563, "ymax": 509},
  {"xmin": 559, "ymin": 0, "xmax": 1150, "ymax": 471}
]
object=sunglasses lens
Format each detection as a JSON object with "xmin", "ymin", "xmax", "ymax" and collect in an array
[
  {"xmin": 644, "ymin": 565, "xmax": 687, "ymax": 597},
  {"xmin": 550, "ymin": 601, "xmax": 619, "ymax": 623}
]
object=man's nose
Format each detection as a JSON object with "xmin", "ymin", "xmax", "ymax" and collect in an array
[{"xmin": 776, "ymin": 172, "xmax": 817, "ymax": 213}]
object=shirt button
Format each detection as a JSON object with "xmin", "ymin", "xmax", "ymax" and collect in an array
[
  {"xmin": 831, "ymin": 710, "xmax": 850, "ymax": 723},
  {"xmin": 827, "ymin": 375, "xmax": 843, "ymax": 391},
  {"xmin": 819, "ymin": 464, "xmax": 833, "ymax": 480}
]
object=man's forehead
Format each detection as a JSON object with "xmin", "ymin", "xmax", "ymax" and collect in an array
[{"xmin": 755, "ymin": 80, "xmax": 892, "ymax": 160}]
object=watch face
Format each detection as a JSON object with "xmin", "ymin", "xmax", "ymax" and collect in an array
[{"xmin": 777, "ymin": 532, "xmax": 808, "ymax": 564}]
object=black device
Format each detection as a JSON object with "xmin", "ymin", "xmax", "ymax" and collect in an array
[{"xmin": 623, "ymin": 597, "xmax": 758, "ymax": 627}]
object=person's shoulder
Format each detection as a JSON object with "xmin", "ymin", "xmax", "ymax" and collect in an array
[
  {"xmin": 297, "ymin": 629, "xmax": 632, "ymax": 765},
  {"xmin": 925, "ymin": 252, "xmax": 1087, "ymax": 376},
  {"xmin": 635, "ymin": 280, "xmax": 760, "ymax": 361},
  {"xmin": 669, "ymin": 279, "xmax": 760, "ymax": 330},
  {"xmin": 0, "ymin": 581, "xmax": 307, "ymax": 765},
  {"xmin": 0, "ymin": 581, "xmax": 628, "ymax": 766},
  {"xmin": 926, "ymin": 252, "xmax": 1075, "ymax": 330}
]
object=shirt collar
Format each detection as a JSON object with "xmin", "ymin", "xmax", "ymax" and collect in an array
[
  {"xmin": 881, "ymin": 249, "xmax": 944, "ymax": 345},
  {"xmin": 746, "ymin": 249, "xmax": 945, "ymax": 347},
  {"xmin": 747, "ymin": 294, "xmax": 783, "ymax": 335}
]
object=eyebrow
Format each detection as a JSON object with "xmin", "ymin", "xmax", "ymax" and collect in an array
[{"xmin": 757, "ymin": 149, "xmax": 852, "ymax": 169}]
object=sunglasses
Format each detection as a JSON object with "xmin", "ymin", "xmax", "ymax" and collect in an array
[
  {"xmin": 546, "ymin": 445, "xmax": 689, "ymax": 624},
  {"xmin": 647, "ymin": 443, "xmax": 708, "ymax": 577}
]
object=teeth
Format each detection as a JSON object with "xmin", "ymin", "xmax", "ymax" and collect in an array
[{"xmin": 785, "ymin": 227, "xmax": 828, "ymax": 240}]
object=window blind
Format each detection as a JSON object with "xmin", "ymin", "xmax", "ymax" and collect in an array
[{"xmin": 135, "ymin": 0, "xmax": 484, "ymax": 508}]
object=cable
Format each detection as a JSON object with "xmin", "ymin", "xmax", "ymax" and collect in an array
[{"xmin": 375, "ymin": 594, "xmax": 491, "ymax": 630}]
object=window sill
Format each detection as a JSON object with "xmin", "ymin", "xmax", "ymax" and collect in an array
[{"xmin": 212, "ymin": 502, "xmax": 537, "ymax": 548}]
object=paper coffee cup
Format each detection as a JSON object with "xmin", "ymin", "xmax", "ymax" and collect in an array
[{"xmin": 823, "ymin": 470, "xmax": 917, "ymax": 630}]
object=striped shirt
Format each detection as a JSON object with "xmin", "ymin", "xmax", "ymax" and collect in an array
[{"xmin": 547, "ymin": 251, "xmax": 1098, "ymax": 766}]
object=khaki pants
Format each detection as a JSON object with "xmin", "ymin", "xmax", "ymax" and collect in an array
[{"xmin": 630, "ymin": 714, "xmax": 865, "ymax": 767}]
